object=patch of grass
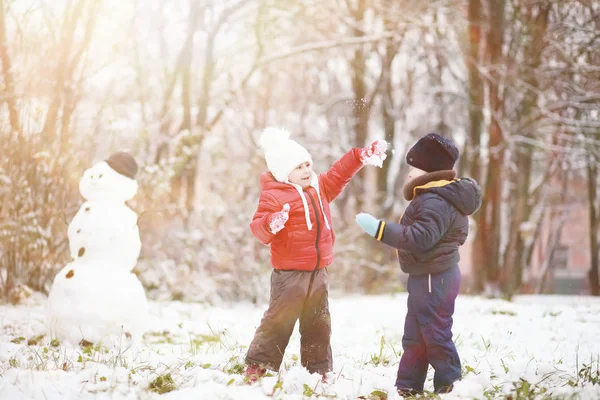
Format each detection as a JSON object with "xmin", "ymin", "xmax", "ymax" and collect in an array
[
  {"xmin": 367, "ymin": 335, "xmax": 392, "ymax": 367},
  {"xmin": 80, "ymin": 341, "xmax": 103, "ymax": 356},
  {"xmin": 366, "ymin": 389, "xmax": 388, "ymax": 400},
  {"xmin": 480, "ymin": 335, "xmax": 492, "ymax": 351},
  {"xmin": 188, "ymin": 331, "xmax": 225, "ymax": 356},
  {"xmin": 27, "ymin": 334, "xmax": 45, "ymax": 346},
  {"xmin": 226, "ymin": 362, "xmax": 245, "ymax": 375},
  {"xmin": 303, "ymin": 383, "xmax": 315, "ymax": 397},
  {"xmin": 568, "ymin": 361, "xmax": 600, "ymax": 387},
  {"xmin": 542, "ymin": 311, "xmax": 562, "ymax": 317},
  {"xmin": 301, "ymin": 383, "xmax": 337, "ymax": 399},
  {"xmin": 224, "ymin": 353, "xmax": 247, "ymax": 375},
  {"xmin": 191, "ymin": 333, "xmax": 221, "ymax": 345},
  {"xmin": 144, "ymin": 330, "xmax": 176, "ymax": 344},
  {"xmin": 10, "ymin": 336, "xmax": 26, "ymax": 344},
  {"xmin": 508, "ymin": 378, "xmax": 548, "ymax": 399},
  {"xmin": 483, "ymin": 384, "xmax": 503, "ymax": 399},
  {"xmin": 453, "ymin": 332, "xmax": 464, "ymax": 348},
  {"xmin": 500, "ymin": 358, "xmax": 509, "ymax": 374},
  {"xmin": 269, "ymin": 376, "xmax": 284, "ymax": 396},
  {"xmin": 463, "ymin": 364, "xmax": 478, "ymax": 376},
  {"xmin": 579, "ymin": 362, "xmax": 600, "ymax": 385},
  {"xmin": 148, "ymin": 373, "xmax": 177, "ymax": 394},
  {"xmin": 491, "ymin": 309, "xmax": 517, "ymax": 316},
  {"xmin": 9, "ymin": 357, "xmax": 19, "ymax": 368},
  {"xmin": 50, "ymin": 339, "xmax": 60, "ymax": 347}
]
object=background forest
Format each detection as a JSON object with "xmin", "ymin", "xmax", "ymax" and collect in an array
[{"xmin": 1, "ymin": 0, "xmax": 599, "ymax": 304}]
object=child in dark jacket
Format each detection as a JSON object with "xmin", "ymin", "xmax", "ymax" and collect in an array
[
  {"xmin": 355, "ymin": 133, "xmax": 481, "ymax": 395},
  {"xmin": 245, "ymin": 127, "xmax": 387, "ymax": 382}
]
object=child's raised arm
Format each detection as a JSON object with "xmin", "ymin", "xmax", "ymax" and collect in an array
[
  {"xmin": 355, "ymin": 196, "xmax": 453, "ymax": 252},
  {"xmin": 320, "ymin": 140, "xmax": 387, "ymax": 202}
]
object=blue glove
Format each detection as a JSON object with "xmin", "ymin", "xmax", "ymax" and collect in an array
[{"xmin": 355, "ymin": 213, "xmax": 381, "ymax": 237}]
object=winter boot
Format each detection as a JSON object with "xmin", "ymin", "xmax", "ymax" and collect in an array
[
  {"xmin": 245, "ymin": 364, "xmax": 266, "ymax": 383},
  {"xmin": 436, "ymin": 383, "xmax": 454, "ymax": 394},
  {"xmin": 396, "ymin": 387, "xmax": 422, "ymax": 398}
]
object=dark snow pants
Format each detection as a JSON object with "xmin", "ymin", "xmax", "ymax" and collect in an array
[
  {"xmin": 245, "ymin": 268, "xmax": 332, "ymax": 374},
  {"xmin": 396, "ymin": 265, "xmax": 462, "ymax": 393}
]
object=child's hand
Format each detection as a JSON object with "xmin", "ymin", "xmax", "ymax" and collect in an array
[
  {"xmin": 269, "ymin": 204, "xmax": 290, "ymax": 234},
  {"xmin": 360, "ymin": 139, "xmax": 388, "ymax": 167},
  {"xmin": 355, "ymin": 212, "xmax": 380, "ymax": 237}
]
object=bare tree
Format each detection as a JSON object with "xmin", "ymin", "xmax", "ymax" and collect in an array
[
  {"xmin": 0, "ymin": 0, "xmax": 106, "ymax": 302},
  {"xmin": 0, "ymin": 0, "xmax": 19, "ymax": 132},
  {"xmin": 501, "ymin": 1, "xmax": 551, "ymax": 297}
]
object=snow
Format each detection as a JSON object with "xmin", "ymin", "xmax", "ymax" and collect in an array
[{"xmin": 1, "ymin": 294, "xmax": 599, "ymax": 399}]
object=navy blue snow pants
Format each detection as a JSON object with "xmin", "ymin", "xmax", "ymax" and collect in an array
[{"xmin": 396, "ymin": 265, "xmax": 462, "ymax": 393}]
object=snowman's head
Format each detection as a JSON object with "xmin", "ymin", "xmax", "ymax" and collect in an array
[{"xmin": 79, "ymin": 157, "xmax": 138, "ymax": 202}]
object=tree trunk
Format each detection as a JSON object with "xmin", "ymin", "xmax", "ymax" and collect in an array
[
  {"xmin": 502, "ymin": 144, "xmax": 533, "ymax": 296},
  {"xmin": 167, "ymin": 1, "xmax": 201, "ymax": 212},
  {"xmin": 466, "ymin": 0, "xmax": 486, "ymax": 292},
  {"xmin": 587, "ymin": 149, "xmax": 599, "ymax": 296},
  {"xmin": 378, "ymin": 35, "xmax": 398, "ymax": 215},
  {"xmin": 350, "ymin": 0, "xmax": 369, "ymax": 212},
  {"xmin": 477, "ymin": 0, "xmax": 506, "ymax": 294},
  {"xmin": 501, "ymin": 3, "xmax": 550, "ymax": 297},
  {"xmin": 536, "ymin": 167, "xmax": 570, "ymax": 294},
  {"xmin": 180, "ymin": 1, "xmax": 200, "ymax": 216},
  {"xmin": 0, "ymin": 0, "xmax": 20, "ymax": 132},
  {"xmin": 41, "ymin": 0, "xmax": 86, "ymax": 143}
]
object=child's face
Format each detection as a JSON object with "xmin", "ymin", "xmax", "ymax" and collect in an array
[
  {"xmin": 407, "ymin": 166, "xmax": 426, "ymax": 181},
  {"xmin": 288, "ymin": 161, "xmax": 313, "ymax": 188}
]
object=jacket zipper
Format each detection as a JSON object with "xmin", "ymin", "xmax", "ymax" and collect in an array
[
  {"xmin": 304, "ymin": 190, "xmax": 322, "ymax": 302},
  {"xmin": 305, "ymin": 190, "xmax": 322, "ymax": 271}
]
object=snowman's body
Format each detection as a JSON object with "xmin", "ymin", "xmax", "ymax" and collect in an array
[
  {"xmin": 47, "ymin": 158, "xmax": 149, "ymax": 344},
  {"xmin": 67, "ymin": 200, "xmax": 141, "ymax": 269}
]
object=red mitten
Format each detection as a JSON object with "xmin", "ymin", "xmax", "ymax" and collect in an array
[
  {"xmin": 360, "ymin": 139, "xmax": 388, "ymax": 167},
  {"xmin": 268, "ymin": 204, "xmax": 290, "ymax": 234}
]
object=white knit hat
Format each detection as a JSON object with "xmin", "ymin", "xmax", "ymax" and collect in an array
[
  {"xmin": 260, "ymin": 127, "xmax": 312, "ymax": 183},
  {"xmin": 259, "ymin": 127, "xmax": 331, "ymax": 232}
]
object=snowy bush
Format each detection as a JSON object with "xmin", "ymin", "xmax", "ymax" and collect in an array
[{"xmin": 0, "ymin": 132, "xmax": 82, "ymax": 303}]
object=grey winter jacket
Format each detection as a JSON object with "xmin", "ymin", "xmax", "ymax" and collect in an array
[{"xmin": 375, "ymin": 177, "xmax": 482, "ymax": 275}]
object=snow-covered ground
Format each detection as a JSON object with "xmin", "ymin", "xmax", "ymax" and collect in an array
[{"xmin": 0, "ymin": 293, "xmax": 599, "ymax": 399}]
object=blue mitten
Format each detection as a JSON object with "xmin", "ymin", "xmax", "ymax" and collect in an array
[{"xmin": 355, "ymin": 213, "xmax": 380, "ymax": 237}]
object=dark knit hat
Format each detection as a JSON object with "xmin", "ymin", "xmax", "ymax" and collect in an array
[
  {"xmin": 105, "ymin": 152, "xmax": 138, "ymax": 179},
  {"xmin": 406, "ymin": 133, "xmax": 459, "ymax": 172}
]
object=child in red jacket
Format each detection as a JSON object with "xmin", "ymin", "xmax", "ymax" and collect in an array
[{"xmin": 245, "ymin": 127, "xmax": 387, "ymax": 382}]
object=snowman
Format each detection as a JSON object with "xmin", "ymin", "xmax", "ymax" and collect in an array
[{"xmin": 47, "ymin": 152, "xmax": 149, "ymax": 345}]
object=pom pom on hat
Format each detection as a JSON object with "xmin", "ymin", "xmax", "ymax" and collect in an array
[
  {"xmin": 259, "ymin": 127, "xmax": 312, "ymax": 183},
  {"xmin": 105, "ymin": 152, "xmax": 138, "ymax": 179},
  {"xmin": 260, "ymin": 127, "xmax": 291, "ymax": 151}
]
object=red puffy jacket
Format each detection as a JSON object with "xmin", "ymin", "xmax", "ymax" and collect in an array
[{"xmin": 250, "ymin": 149, "xmax": 363, "ymax": 271}]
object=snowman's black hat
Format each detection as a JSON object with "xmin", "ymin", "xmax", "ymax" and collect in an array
[{"xmin": 105, "ymin": 152, "xmax": 138, "ymax": 179}]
